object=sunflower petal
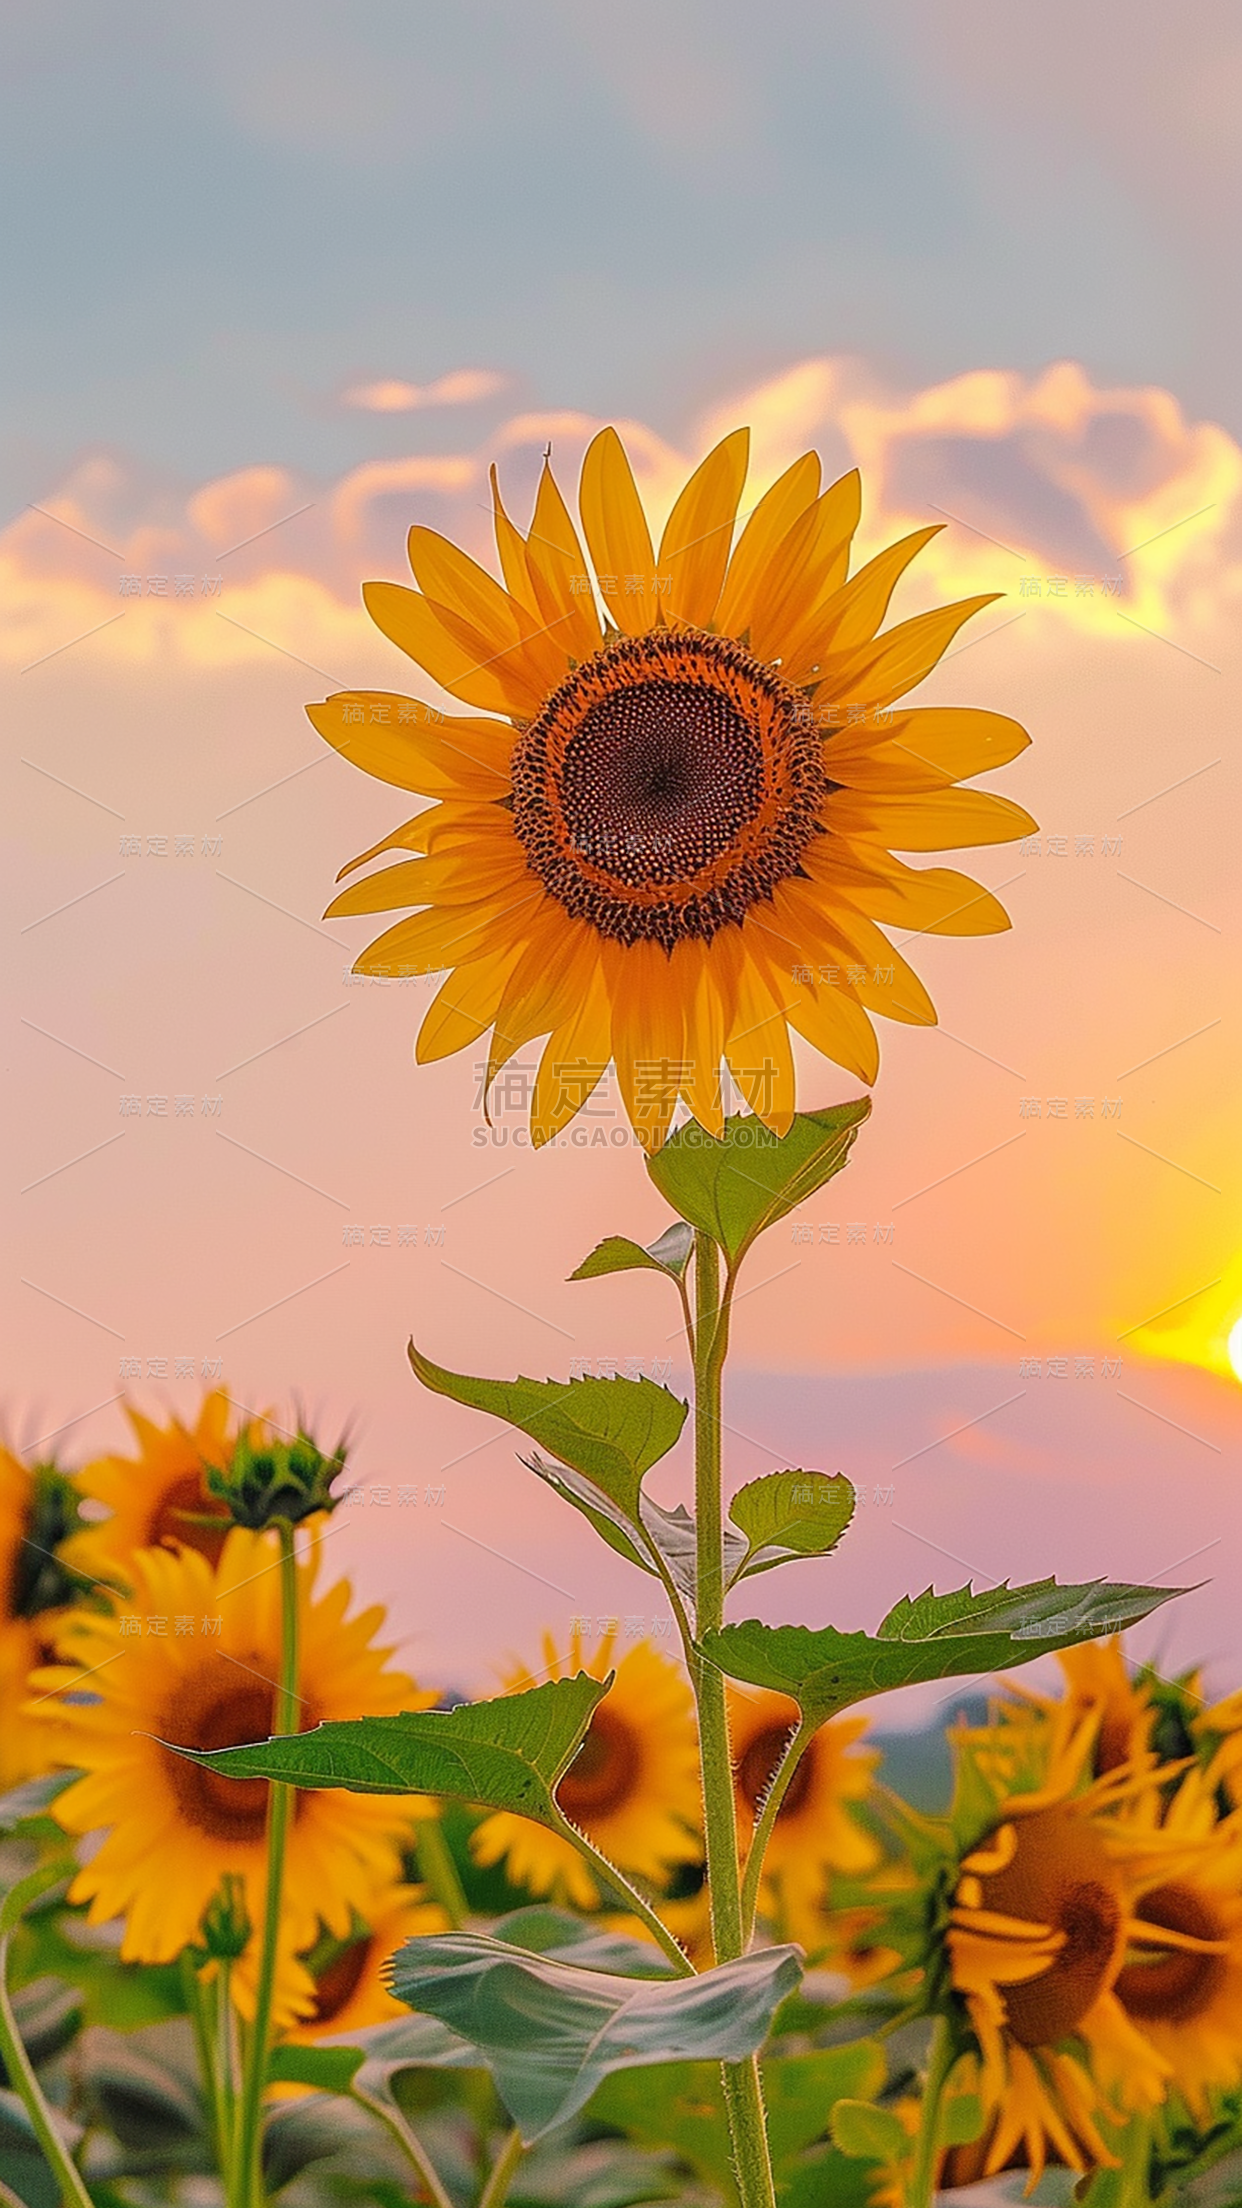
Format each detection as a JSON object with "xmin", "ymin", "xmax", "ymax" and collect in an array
[
  {"xmin": 817, "ymin": 594, "xmax": 1003, "ymax": 710},
  {"xmin": 488, "ymin": 465, "xmax": 541, "ymax": 618},
  {"xmin": 407, "ymin": 524, "xmax": 568, "ymax": 692},
  {"xmin": 725, "ymin": 955, "xmax": 797, "ymax": 1136},
  {"xmin": 354, "ymin": 886, "xmax": 545, "ymax": 978},
  {"xmin": 417, "ymin": 946, "xmax": 527, "ymax": 1062},
  {"xmin": 361, "ymin": 583, "xmax": 548, "ymax": 718},
  {"xmin": 530, "ymin": 954, "xmax": 614, "ymax": 1145},
  {"xmin": 715, "ymin": 451, "xmax": 822, "ymax": 638},
  {"xmin": 326, "ymin": 842, "xmax": 527, "ymax": 918},
  {"xmin": 525, "ymin": 460, "xmax": 605, "ymax": 663},
  {"xmin": 676, "ymin": 938, "xmax": 729, "ymax": 1138},
  {"xmin": 483, "ymin": 907, "xmax": 599, "ymax": 1100},
  {"xmin": 578, "ymin": 428, "xmax": 659, "ymax": 635},
  {"xmin": 658, "ymin": 428, "xmax": 750, "ymax": 628},
  {"xmin": 832, "ymin": 850, "xmax": 1014, "ymax": 936},
  {"xmin": 747, "ymin": 909, "xmax": 879, "ymax": 1084},
  {"xmin": 334, "ymin": 800, "xmax": 499, "ymax": 882},
  {"xmin": 824, "ymin": 787, "xmax": 1037, "ymax": 850},
  {"xmin": 605, "ymin": 939, "xmax": 685, "ymax": 1153},
  {"xmin": 747, "ymin": 471, "xmax": 864, "ymax": 664},
  {"xmin": 782, "ymin": 525, "xmax": 942, "ymax": 682},
  {"xmin": 824, "ymin": 706, "xmax": 1031, "ymax": 792},
  {"xmin": 308, "ymin": 692, "xmax": 514, "ymax": 795}
]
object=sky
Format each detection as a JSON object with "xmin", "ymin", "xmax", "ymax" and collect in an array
[{"xmin": 4, "ymin": 1, "xmax": 1240, "ymax": 1706}]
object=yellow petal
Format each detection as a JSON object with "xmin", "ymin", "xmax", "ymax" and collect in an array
[
  {"xmin": 831, "ymin": 850, "xmax": 1013, "ymax": 936},
  {"xmin": 725, "ymin": 955, "xmax": 797, "ymax": 1135},
  {"xmin": 824, "ymin": 706, "xmax": 1031, "ymax": 792},
  {"xmin": 334, "ymin": 800, "xmax": 499, "ymax": 881},
  {"xmin": 824, "ymin": 787, "xmax": 1037, "ymax": 850},
  {"xmin": 326, "ymin": 842, "xmax": 527, "ymax": 919},
  {"xmin": 353, "ymin": 885, "xmax": 545, "ymax": 977},
  {"xmin": 530, "ymin": 961, "xmax": 613, "ymax": 1146},
  {"xmin": 525, "ymin": 460, "xmax": 605, "ymax": 663},
  {"xmin": 488, "ymin": 465, "xmax": 541, "ymax": 618},
  {"xmin": 307, "ymin": 693, "xmax": 514, "ymax": 795},
  {"xmin": 782, "ymin": 525, "xmax": 942, "ymax": 683},
  {"xmin": 604, "ymin": 939, "xmax": 685, "ymax": 1152},
  {"xmin": 361, "ymin": 583, "xmax": 548, "ymax": 718},
  {"xmin": 658, "ymin": 428, "xmax": 749, "ymax": 629},
  {"xmin": 578, "ymin": 428, "xmax": 659, "ymax": 635},
  {"xmin": 407, "ymin": 524, "xmax": 568, "ymax": 692},
  {"xmin": 746, "ymin": 906, "xmax": 879, "ymax": 1084},
  {"xmin": 675, "ymin": 938, "xmax": 728, "ymax": 1138},
  {"xmin": 747, "ymin": 471, "xmax": 863, "ymax": 664},
  {"xmin": 715, "ymin": 451, "xmax": 822, "ymax": 638},
  {"xmin": 816, "ymin": 593, "xmax": 1002, "ymax": 711},
  {"xmin": 484, "ymin": 907, "xmax": 599, "ymax": 1099},
  {"xmin": 416, "ymin": 946, "xmax": 526, "ymax": 1062}
]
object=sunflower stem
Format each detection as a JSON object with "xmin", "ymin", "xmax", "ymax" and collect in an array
[
  {"xmin": 545, "ymin": 1810, "xmax": 693, "ymax": 1975},
  {"xmin": 350, "ymin": 2084, "xmax": 456, "ymax": 2208},
  {"xmin": 738, "ymin": 1716, "xmax": 815, "ymax": 1943},
  {"xmin": 233, "ymin": 1520, "xmax": 300, "ymax": 2208},
  {"xmin": 477, "ymin": 2123, "xmax": 525, "ymax": 2208},
  {"xmin": 908, "ymin": 2013, "xmax": 954, "ymax": 2208},
  {"xmin": 691, "ymin": 1230, "xmax": 777, "ymax": 2208},
  {"xmin": 0, "ymin": 1929, "xmax": 94, "ymax": 2208},
  {"xmin": 415, "ymin": 1814, "xmax": 470, "ymax": 1930}
]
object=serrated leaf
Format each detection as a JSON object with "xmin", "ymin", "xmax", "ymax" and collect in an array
[
  {"xmin": 727, "ymin": 1471, "xmax": 855, "ymax": 1585},
  {"xmin": 158, "ymin": 1674, "xmax": 610, "ymax": 1831},
  {"xmin": 570, "ymin": 1223, "xmax": 694, "ymax": 1284},
  {"xmin": 701, "ymin": 1576, "xmax": 1187, "ymax": 1724},
  {"xmin": 386, "ymin": 1928, "xmax": 801, "ymax": 2142},
  {"xmin": 265, "ymin": 2044, "xmax": 365, "ymax": 2093},
  {"xmin": 591, "ymin": 2041, "xmax": 884, "ymax": 2199},
  {"xmin": 830, "ymin": 2098, "xmax": 912, "ymax": 2164},
  {"xmin": 646, "ymin": 1104, "xmax": 870, "ymax": 1264},
  {"xmin": 522, "ymin": 1453, "xmax": 658, "ymax": 1579}
]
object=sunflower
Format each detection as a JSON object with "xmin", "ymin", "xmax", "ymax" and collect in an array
[
  {"xmin": 288, "ymin": 1882, "xmax": 448, "ymax": 2041},
  {"xmin": 310, "ymin": 427, "xmax": 1034, "ymax": 1147},
  {"xmin": 1104, "ymin": 1761, "xmax": 1242, "ymax": 2123},
  {"xmin": 0, "ymin": 1444, "xmax": 80, "ymax": 1787},
  {"xmin": 61, "ymin": 1392, "xmax": 252, "ymax": 1590},
  {"xmin": 29, "ymin": 1528, "xmax": 433, "ymax": 1969},
  {"xmin": 728, "ymin": 1685, "xmax": 879, "ymax": 1946},
  {"xmin": 1001, "ymin": 1640, "xmax": 1156, "ymax": 1778},
  {"xmin": 470, "ymin": 1628, "xmax": 700, "ymax": 1907},
  {"xmin": 943, "ymin": 1710, "xmax": 1210, "ymax": 2185}
]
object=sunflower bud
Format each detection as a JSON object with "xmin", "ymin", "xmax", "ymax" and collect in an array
[
  {"xmin": 204, "ymin": 1427, "xmax": 345, "ymax": 1530},
  {"xmin": 197, "ymin": 1873, "xmax": 251, "ymax": 1962}
]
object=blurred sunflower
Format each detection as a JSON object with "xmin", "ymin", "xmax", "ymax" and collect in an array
[
  {"xmin": 471, "ymin": 1628, "xmax": 700, "ymax": 1907},
  {"xmin": 1002, "ymin": 1640, "xmax": 1156, "ymax": 1777},
  {"xmin": 30, "ymin": 1528, "xmax": 433, "ymax": 1968},
  {"xmin": 61, "ymin": 1393, "xmax": 252, "ymax": 1590},
  {"xmin": 310, "ymin": 426, "xmax": 1034, "ymax": 1148},
  {"xmin": 288, "ymin": 1883, "xmax": 448, "ymax": 2040},
  {"xmin": 1105, "ymin": 1761, "xmax": 1242, "ymax": 2123},
  {"xmin": 728, "ymin": 1685, "xmax": 879, "ymax": 1944},
  {"xmin": 0, "ymin": 1443, "xmax": 83, "ymax": 1787}
]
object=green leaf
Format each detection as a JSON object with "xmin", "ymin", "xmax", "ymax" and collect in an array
[
  {"xmin": 570, "ymin": 1223, "xmax": 694, "ymax": 1283},
  {"xmin": 521, "ymin": 1453, "xmax": 659, "ymax": 1580},
  {"xmin": 646, "ymin": 1104, "xmax": 870, "ymax": 1264},
  {"xmin": 158, "ymin": 1674, "xmax": 610, "ymax": 1831},
  {"xmin": 701, "ymin": 1576, "xmax": 1187, "ymax": 1724},
  {"xmin": 939, "ymin": 2093, "xmax": 984, "ymax": 2148},
  {"xmin": 591, "ymin": 2042, "xmax": 884, "ymax": 2200},
  {"xmin": 485, "ymin": 1905, "xmax": 678, "ymax": 1976},
  {"xmin": 726, "ymin": 1471, "xmax": 855, "ymax": 1585},
  {"xmin": 830, "ymin": 2099, "xmax": 910, "ymax": 2163},
  {"xmin": 266, "ymin": 2045, "xmax": 365, "ymax": 2093},
  {"xmin": 386, "ymin": 1927, "xmax": 801, "ymax": 2141}
]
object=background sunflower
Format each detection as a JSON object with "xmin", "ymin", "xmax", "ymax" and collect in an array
[{"xmin": 62, "ymin": 1392, "xmax": 254, "ymax": 1590}]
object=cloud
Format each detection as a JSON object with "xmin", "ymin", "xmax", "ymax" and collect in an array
[
  {"xmin": 4, "ymin": 354, "xmax": 1239, "ymax": 676},
  {"xmin": 339, "ymin": 370, "xmax": 508, "ymax": 413}
]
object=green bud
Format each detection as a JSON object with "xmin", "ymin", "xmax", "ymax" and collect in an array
[
  {"xmin": 204, "ymin": 1426, "xmax": 346, "ymax": 1531},
  {"xmin": 198, "ymin": 1873, "xmax": 252, "ymax": 1962}
]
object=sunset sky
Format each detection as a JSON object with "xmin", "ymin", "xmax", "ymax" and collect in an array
[{"xmin": 4, "ymin": 3, "xmax": 1239, "ymax": 1707}]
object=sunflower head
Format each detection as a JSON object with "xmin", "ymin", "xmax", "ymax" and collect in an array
[
  {"xmin": 205, "ymin": 1423, "xmax": 346, "ymax": 1531},
  {"xmin": 314, "ymin": 426, "xmax": 1034, "ymax": 1147},
  {"xmin": 61, "ymin": 1392, "xmax": 253, "ymax": 1590}
]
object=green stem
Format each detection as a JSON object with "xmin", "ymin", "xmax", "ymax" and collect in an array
[
  {"xmin": 477, "ymin": 2124, "xmax": 524, "ymax": 2208},
  {"xmin": 691, "ymin": 1230, "xmax": 776, "ymax": 2208},
  {"xmin": 907, "ymin": 2014, "xmax": 954, "ymax": 2208},
  {"xmin": 416, "ymin": 1815, "xmax": 470, "ymax": 1930},
  {"xmin": 216, "ymin": 1957, "xmax": 237, "ymax": 2177},
  {"xmin": 739, "ymin": 1717, "xmax": 814, "ymax": 1943},
  {"xmin": 233, "ymin": 1521, "xmax": 300, "ymax": 2208},
  {"xmin": 0, "ymin": 1931, "xmax": 94, "ymax": 2208},
  {"xmin": 546, "ymin": 1811, "xmax": 693, "ymax": 1975},
  {"xmin": 351, "ymin": 2085, "xmax": 455, "ymax": 2208}
]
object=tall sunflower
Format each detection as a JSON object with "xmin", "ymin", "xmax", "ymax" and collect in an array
[
  {"xmin": 470, "ymin": 1628, "xmax": 700, "ymax": 1908},
  {"xmin": 61, "ymin": 1392, "xmax": 252, "ymax": 1590},
  {"xmin": 29, "ymin": 1529, "xmax": 433, "ymax": 1970},
  {"xmin": 310, "ymin": 427, "xmax": 1034, "ymax": 1147},
  {"xmin": 727, "ymin": 1685, "xmax": 879, "ymax": 1947}
]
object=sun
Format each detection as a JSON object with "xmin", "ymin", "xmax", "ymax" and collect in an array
[{"xmin": 1227, "ymin": 1313, "xmax": 1242, "ymax": 1383}]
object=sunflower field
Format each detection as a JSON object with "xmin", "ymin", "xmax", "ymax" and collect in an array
[{"xmin": 4, "ymin": 430, "xmax": 1239, "ymax": 2208}]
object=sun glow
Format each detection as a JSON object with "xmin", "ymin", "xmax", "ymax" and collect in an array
[{"xmin": 1228, "ymin": 1314, "xmax": 1242, "ymax": 1384}]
